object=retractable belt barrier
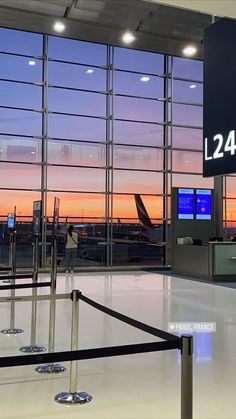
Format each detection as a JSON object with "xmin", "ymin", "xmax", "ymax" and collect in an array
[
  {"xmin": 0, "ymin": 340, "xmax": 179, "ymax": 368},
  {"xmin": 0, "ymin": 274, "xmax": 33, "ymax": 280},
  {"xmin": 0, "ymin": 267, "xmax": 11, "ymax": 272},
  {"xmin": 1, "ymin": 234, "xmax": 39, "ymax": 282},
  {"xmin": 0, "ymin": 282, "xmax": 51, "ymax": 291},
  {"xmin": 79, "ymin": 293, "xmax": 178, "ymax": 343},
  {"xmin": 0, "ymin": 290, "xmax": 193, "ymax": 419},
  {"xmin": 0, "ymin": 292, "xmax": 68, "ymax": 303},
  {"xmin": 0, "ymin": 281, "xmax": 52, "ymax": 337}
]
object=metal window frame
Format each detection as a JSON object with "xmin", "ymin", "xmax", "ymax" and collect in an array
[{"xmin": 0, "ymin": 27, "xmax": 212, "ymax": 269}]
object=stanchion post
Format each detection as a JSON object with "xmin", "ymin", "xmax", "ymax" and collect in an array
[
  {"xmin": 2, "ymin": 288, "xmax": 24, "ymax": 335},
  {"xmin": 1, "ymin": 230, "xmax": 23, "ymax": 335},
  {"xmin": 55, "ymin": 290, "xmax": 92, "ymax": 405},
  {"xmin": 10, "ymin": 289, "xmax": 15, "ymax": 330},
  {"xmin": 35, "ymin": 236, "xmax": 65, "ymax": 373},
  {"xmin": 48, "ymin": 236, "xmax": 57, "ymax": 352},
  {"xmin": 70, "ymin": 289, "xmax": 80, "ymax": 394},
  {"xmin": 51, "ymin": 236, "xmax": 57, "ymax": 294},
  {"xmin": 2, "ymin": 231, "xmax": 16, "ymax": 284},
  {"xmin": 33, "ymin": 235, "xmax": 39, "ymax": 282},
  {"xmin": 11, "ymin": 231, "xmax": 16, "ymax": 277},
  {"xmin": 31, "ymin": 235, "xmax": 39, "ymax": 346},
  {"xmin": 181, "ymin": 334, "xmax": 193, "ymax": 419},
  {"xmin": 19, "ymin": 235, "xmax": 46, "ymax": 352}
]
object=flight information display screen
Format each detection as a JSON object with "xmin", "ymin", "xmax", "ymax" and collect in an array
[
  {"xmin": 177, "ymin": 189, "xmax": 194, "ymax": 219},
  {"xmin": 196, "ymin": 189, "xmax": 212, "ymax": 220},
  {"xmin": 33, "ymin": 200, "xmax": 42, "ymax": 236},
  {"xmin": 7, "ymin": 213, "xmax": 15, "ymax": 229}
]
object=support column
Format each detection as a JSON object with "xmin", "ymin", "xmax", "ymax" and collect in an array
[{"xmin": 214, "ymin": 176, "xmax": 223, "ymax": 237}]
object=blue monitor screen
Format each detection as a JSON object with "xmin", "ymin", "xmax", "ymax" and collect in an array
[
  {"xmin": 196, "ymin": 189, "xmax": 212, "ymax": 220},
  {"xmin": 178, "ymin": 189, "xmax": 194, "ymax": 219},
  {"xmin": 7, "ymin": 213, "xmax": 15, "ymax": 229}
]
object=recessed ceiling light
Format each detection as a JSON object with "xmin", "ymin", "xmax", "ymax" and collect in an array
[
  {"xmin": 185, "ymin": 160, "xmax": 190, "ymax": 163},
  {"xmin": 183, "ymin": 45, "xmax": 197, "ymax": 57},
  {"xmin": 140, "ymin": 76, "xmax": 150, "ymax": 82},
  {"xmin": 189, "ymin": 84, "xmax": 196, "ymax": 89},
  {"xmin": 30, "ymin": 151, "xmax": 36, "ymax": 154},
  {"xmin": 86, "ymin": 69, "xmax": 94, "ymax": 74},
  {"xmin": 53, "ymin": 21, "xmax": 65, "ymax": 33},
  {"xmin": 122, "ymin": 31, "xmax": 135, "ymax": 44},
  {"xmin": 28, "ymin": 60, "xmax": 36, "ymax": 66}
]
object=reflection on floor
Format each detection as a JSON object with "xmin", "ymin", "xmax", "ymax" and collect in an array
[
  {"xmin": 152, "ymin": 270, "xmax": 236, "ymax": 290},
  {"xmin": 0, "ymin": 271, "xmax": 235, "ymax": 419}
]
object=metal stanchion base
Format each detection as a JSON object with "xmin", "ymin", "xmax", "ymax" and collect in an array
[
  {"xmin": 55, "ymin": 391, "xmax": 92, "ymax": 405},
  {"xmin": 1, "ymin": 328, "xmax": 24, "ymax": 335},
  {"xmin": 35, "ymin": 363, "xmax": 66, "ymax": 374},
  {"xmin": 19, "ymin": 345, "xmax": 46, "ymax": 353}
]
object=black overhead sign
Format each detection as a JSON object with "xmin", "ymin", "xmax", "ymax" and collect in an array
[{"xmin": 203, "ymin": 18, "xmax": 236, "ymax": 177}]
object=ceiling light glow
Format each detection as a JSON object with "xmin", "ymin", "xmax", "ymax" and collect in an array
[
  {"xmin": 189, "ymin": 84, "xmax": 196, "ymax": 89},
  {"xmin": 53, "ymin": 21, "xmax": 65, "ymax": 33},
  {"xmin": 183, "ymin": 45, "xmax": 197, "ymax": 57},
  {"xmin": 122, "ymin": 31, "xmax": 135, "ymax": 44},
  {"xmin": 28, "ymin": 60, "xmax": 36, "ymax": 66},
  {"xmin": 140, "ymin": 76, "xmax": 150, "ymax": 82},
  {"xmin": 86, "ymin": 69, "xmax": 94, "ymax": 74}
]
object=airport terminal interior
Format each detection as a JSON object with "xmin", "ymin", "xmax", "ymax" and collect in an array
[{"xmin": 0, "ymin": 0, "xmax": 236, "ymax": 418}]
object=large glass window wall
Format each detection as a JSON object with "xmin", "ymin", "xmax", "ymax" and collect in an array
[
  {"xmin": 0, "ymin": 27, "xmax": 217, "ymax": 268},
  {"xmin": 224, "ymin": 176, "xmax": 236, "ymax": 237}
]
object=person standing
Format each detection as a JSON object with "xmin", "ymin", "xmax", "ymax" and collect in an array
[{"xmin": 65, "ymin": 225, "xmax": 78, "ymax": 274}]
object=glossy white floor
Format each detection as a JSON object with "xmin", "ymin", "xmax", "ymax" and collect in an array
[{"xmin": 0, "ymin": 271, "xmax": 235, "ymax": 419}]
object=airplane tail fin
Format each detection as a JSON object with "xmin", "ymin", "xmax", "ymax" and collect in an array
[{"xmin": 134, "ymin": 194, "xmax": 153, "ymax": 229}]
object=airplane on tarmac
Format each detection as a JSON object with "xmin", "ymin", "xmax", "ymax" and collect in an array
[
  {"xmin": 79, "ymin": 195, "xmax": 164, "ymax": 264},
  {"xmin": 43, "ymin": 195, "xmax": 165, "ymax": 265},
  {"xmin": 56, "ymin": 194, "xmax": 164, "ymax": 246},
  {"xmin": 134, "ymin": 194, "xmax": 164, "ymax": 243}
]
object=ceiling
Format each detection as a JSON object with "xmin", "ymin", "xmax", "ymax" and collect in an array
[
  {"xmin": 145, "ymin": 0, "xmax": 236, "ymax": 19},
  {"xmin": 0, "ymin": 0, "xmax": 216, "ymax": 58}
]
